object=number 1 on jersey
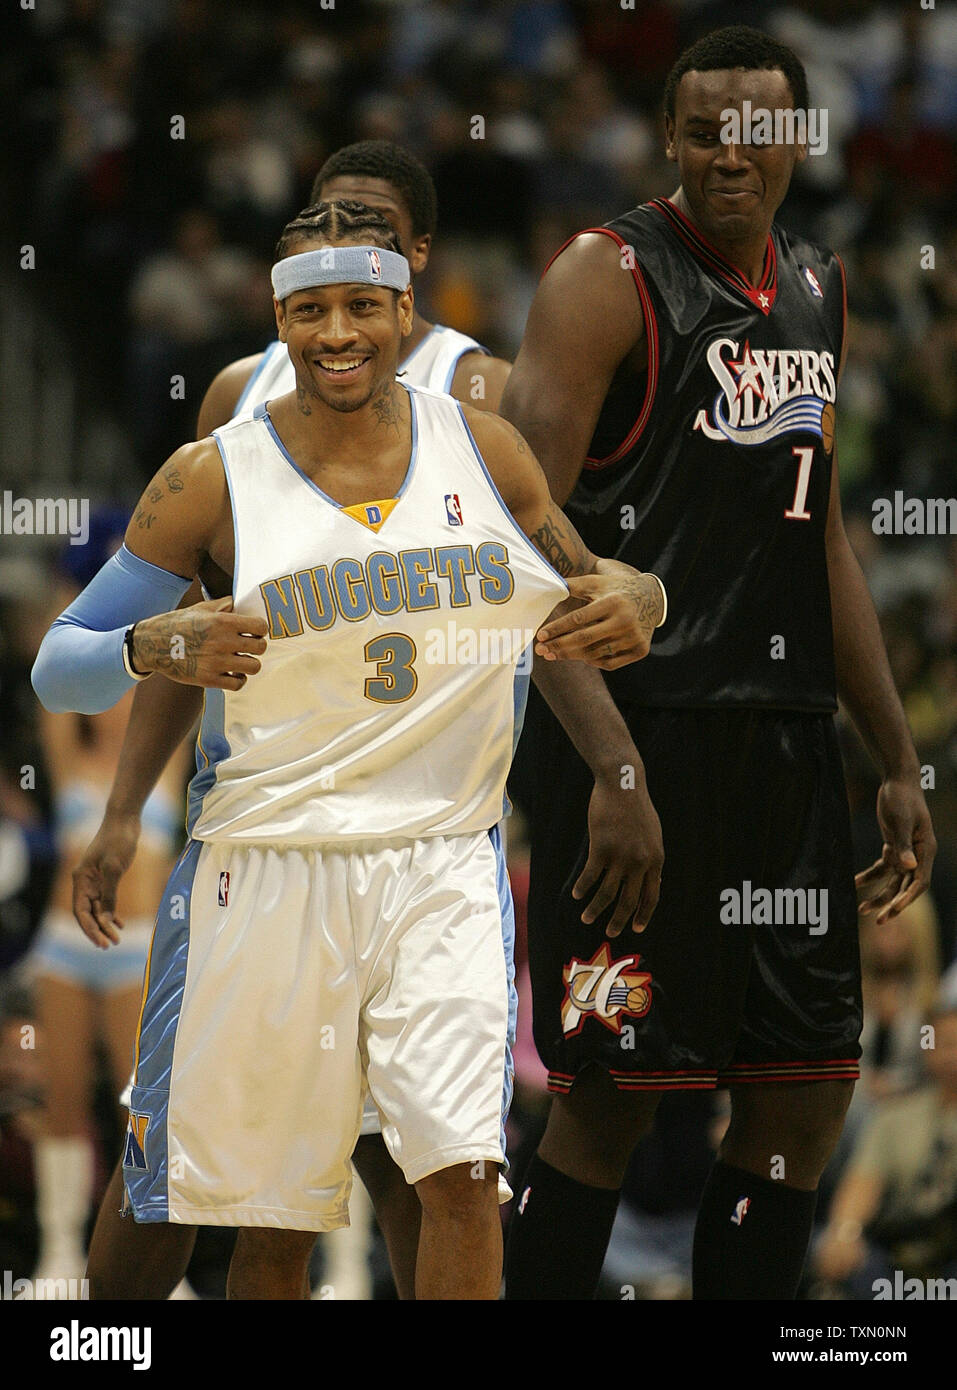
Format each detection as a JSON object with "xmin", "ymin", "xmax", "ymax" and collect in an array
[{"xmin": 785, "ymin": 446, "xmax": 814, "ymax": 521}]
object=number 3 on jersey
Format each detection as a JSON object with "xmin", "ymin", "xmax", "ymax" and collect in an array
[
  {"xmin": 364, "ymin": 633, "xmax": 418, "ymax": 703},
  {"xmin": 785, "ymin": 446, "xmax": 814, "ymax": 521}
]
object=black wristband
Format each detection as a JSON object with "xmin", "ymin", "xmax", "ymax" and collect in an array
[{"xmin": 122, "ymin": 624, "xmax": 150, "ymax": 680}]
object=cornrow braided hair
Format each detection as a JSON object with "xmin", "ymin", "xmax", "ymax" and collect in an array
[{"xmin": 274, "ymin": 200, "xmax": 404, "ymax": 261}]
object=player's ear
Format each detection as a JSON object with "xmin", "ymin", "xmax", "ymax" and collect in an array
[
  {"xmin": 274, "ymin": 295, "xmax": 287, "ymax": 342},
  {"xmin": 397, "ymin": 285, "xmax": 415, "ymax": 338},
  {"xmin": 664, "ymin": 114, "xmax": 677, "ymax": 162},
  {"xmin": 407, "ymin": 233, "xmax": 431, "ymax": 277}
]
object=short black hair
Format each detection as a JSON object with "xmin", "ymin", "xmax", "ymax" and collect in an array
[
  {"xmin": 664, "ymin": 25, "xmax": 810, "ymax": 118},
  {"xmin": 311, "ymin": 140, "xmax": 438, "ymax": 241},
  {"xmin": 273, "ymin": 200, "xmax": 403, "ymax": 262}
]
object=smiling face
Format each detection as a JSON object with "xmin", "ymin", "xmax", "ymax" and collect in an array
[
  {"xmin": 665, "ymin": 67, "xmax": 807, "ymax": 249},
  {"xmin": 274, "ymin": 236, "xmax": 415, "ymax": 413}
]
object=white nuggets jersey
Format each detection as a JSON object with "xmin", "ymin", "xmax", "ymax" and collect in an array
[
  {"xmin": 189, "ymin": 385, "xmax": 567, "ymax": 844},
  {"xmin": 234, "ymin": 324, "xmax": 487, "ymax": 417}
]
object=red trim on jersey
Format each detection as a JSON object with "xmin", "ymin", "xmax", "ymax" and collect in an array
[
  {"xmin": 719, "ymin": 1058, "xmax": 860, "ymax": 1069},
  {"xmin": 541, "ymin": 227, "xmax": 659, "ymax": 473},
  {"xmin": 835, "ymin": 252, "xmax": 849, "ymax": 385},
  {"xmin": 650, "ymin": 197, "xmax": 777, "ymax": 314}
]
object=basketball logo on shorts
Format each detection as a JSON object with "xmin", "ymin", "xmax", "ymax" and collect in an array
[
  {"xmin": 218, "ymin": 871, "xmax": 230, "ymax": 907},
  {"xmin": 731, "ymin": 1196, "xmax": 751, "ymax": 1226},
  {"xmin": 367, "ymin": 249, "xmax": 382, "ymax": 281},
  {"xmin": 445, "ymin": 493, "xmax": 463, "ymax": 526},
  {"xmin": 123, "ymin": 1112, "xmax": 150, "ymax": 1170},
  {"xmin": 560, "ymin": 942, "xmax": 652, "ymax": 1037}
]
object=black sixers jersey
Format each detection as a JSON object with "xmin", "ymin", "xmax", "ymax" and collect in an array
[{"xmin": 562, "ymin": 197, "xmax": 846, "ymax": 710}]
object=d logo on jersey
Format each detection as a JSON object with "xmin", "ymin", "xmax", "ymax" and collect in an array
[
  {"xmin": 694, "ymin": 336, "xmax": 836, "ymax": 446},
  {"xmin": 124, "ymin": 1112, "xmax": 150, "ymax": 1170},
  {"xmin": 560, "ymin": 942, "xmax": 652, "ymax": 1037}
]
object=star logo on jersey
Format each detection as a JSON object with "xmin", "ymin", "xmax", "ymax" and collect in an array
[
  {"xmin": 367, "ymin": 249, "xmax": 382, "ymax": 282},
  {"xmin": 560, "ymin": 943, "xmax": 652, "ymax": 1037},
  {"xmin": 802, "ymin": 266, "xmax": 823, "ymax": 299},
  {"xmin": 728, "ymin": 340, "xmax": 765, "ymax": 403},
  {"xmin": 444, "ymin": 493, "xmax": 463, "ymax": 525},
  {"xmin": 123, "ymin": 1112, "xmax": 150, "ymax": 1170},
  {"xmin": 758, "ymin": 292, "xmax": 770, "ymax": 309}
]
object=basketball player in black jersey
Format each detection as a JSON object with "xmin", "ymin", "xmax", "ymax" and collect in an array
[{"xmin": 504, "ymin": 26, "xmax": 937, "ymax": 1301}]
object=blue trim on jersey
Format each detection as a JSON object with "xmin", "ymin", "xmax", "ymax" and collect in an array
[
  {"xmin": 254, "ymin": 388, "xmax": 420, "ymax": 512},
  {"xmin": 233, "ymin": 341, "xmax": 283, "ymax": 417},
  {"xmin": 212, "ymin": 432, "xmax": 241, "ymax": 600},
  {"xmin": 186, "ymin": 689, "xmax": 231, "ymax": 836},
  {"xmin": 124, "ymin": 838, "xmax": 202, "ymax": 1222},
  {"xmin": 489, "ymin": 823, "xmax": 517, "ymax": 1172},
  {"xmin": 453, "ymin": 403, "xmax": 569, "ymax": 589},
  {"xmin": 441, "ymin": 336, "xmax": 489, "ymax": 394}
]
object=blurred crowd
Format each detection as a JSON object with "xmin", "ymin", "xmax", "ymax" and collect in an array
[{"xmin": 2, "ymin": 0, "xmax": 957, "ymax": 1299}]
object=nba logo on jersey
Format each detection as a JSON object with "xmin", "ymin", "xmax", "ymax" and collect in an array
[
  {"xmin": 802, "ymin": 266, "xmax": 823, "ymax": 299},
  {"xmin": 365, "ymin": 504, "xmax": 382, "ymax": 526},
  {"xmin": 218, "ymin": 871, "xmax": 230, "ymax": 907},
  {"xmin": 367, "ymin": 249, "xmax": 382, "ymax": 281},
  {"xmin": 123, "ymin": 1112, "xmax": 150, "ymax": 1170},
  {"xmin": 445, "ymin": 493, "xmax": 463, "ymax": 525}
]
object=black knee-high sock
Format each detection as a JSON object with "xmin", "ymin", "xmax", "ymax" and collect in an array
[
  {"xmin": 692, "ymin": 1160, "xmax": 818, "ymax": 1299},
  {"xmin": 504, "ymin": 1155, "xmax": 620, "ymax": 1300}
]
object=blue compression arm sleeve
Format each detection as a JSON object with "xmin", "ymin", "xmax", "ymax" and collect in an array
[{"xmin": 31, "ymin": 545, "xmax": 192, "ymax": 714}]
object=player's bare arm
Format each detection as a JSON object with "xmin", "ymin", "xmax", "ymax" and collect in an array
[
  {"xmin": 450, "ymin": 352, "xmax": 512, "ymax": 414},
  {"xmin": 498, "ymin": 231, "xmax": 663, "ymax": 933},
  {"xmin": 73, "ymin": 365, "xmax": 245, "ymax": 949},
  {"xmin": 500, "ymin": 232, "xmax": 645, "ymax": 505},
  {"xmin": 464, "ymin": 407, "xmax": 663, "ymax": 670},
  {"xmin": 123, "ymin": 443, "xmax": 267, "ymax": 690},
  {"xmin": 824, "ymin": 441, "xmax": 936, "ymax": 921}
]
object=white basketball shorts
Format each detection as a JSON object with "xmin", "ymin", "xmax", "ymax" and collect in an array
[{"xmin": 123, "ymin": 827, "xmax": 515, "ymax": 1230}]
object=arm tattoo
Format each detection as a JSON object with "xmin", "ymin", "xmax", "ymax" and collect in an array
[
  {"xmin": 529, "ymin": 506, "xmax": 588, "ymax": 576},
  {"xmin": 133, "ymin": 626, "xmax": 200, "ymax": 678},
  {"xmin": 133, "ymin": 507, "xmax": 156, "ymax": 529},
  {"xmin": 630, "ymin": 573, "xmax": 665, "ymax": 628},
  {"xmin": 162, "ymin": 463, "xmax": 184, "ymax": 493}
]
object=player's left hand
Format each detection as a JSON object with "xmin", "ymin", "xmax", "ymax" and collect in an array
[
  {"xmin": 574, "ymin": 770, "xmax": 664, "ymax": 936},
  {"xmin": 534, "ymin": 569, "xmax": 664, "ymax": 670},
  {"xmin": 855, "ymin": 776, "xmax": 937, "ymax": 923}
]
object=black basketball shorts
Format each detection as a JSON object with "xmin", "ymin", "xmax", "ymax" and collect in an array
[{"xmin": 517, "ymin": 696, "xmax": 863, "ymax": 1094}]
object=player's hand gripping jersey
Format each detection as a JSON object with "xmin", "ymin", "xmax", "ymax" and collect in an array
[{"xmin": 189, "ymin": 384, "xmax": 568, "ymax": 843}]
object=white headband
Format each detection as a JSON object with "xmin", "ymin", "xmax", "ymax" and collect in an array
[{"xmin": 271, "ymin": 245, "xmax": 410, "ymax": 299}]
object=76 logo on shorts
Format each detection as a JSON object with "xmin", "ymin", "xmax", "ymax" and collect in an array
[{"xmin": 561, "ymin": 943, "xmax": 652, "ymax": 1037}]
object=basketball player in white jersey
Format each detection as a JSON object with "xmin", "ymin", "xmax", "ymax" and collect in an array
[
  {"xmin": 202, "ymin": 139, "xmax": 512, "ymax": 441},
  {"xmin": 33, "ymin": 203, "xmax": 665, "ymax": 1299},
  {"xmin": 73, "ymin": 144, "xmax": 515, "ymax": 1300}
]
